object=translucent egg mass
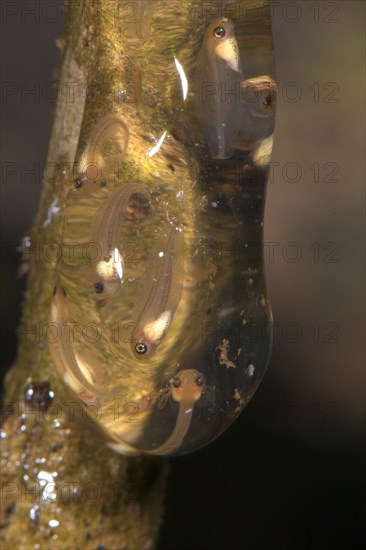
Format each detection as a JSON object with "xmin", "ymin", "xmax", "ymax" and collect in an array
[{"xmin": 49, "ymin": 2, "xmax": 275, "ymax": 456}]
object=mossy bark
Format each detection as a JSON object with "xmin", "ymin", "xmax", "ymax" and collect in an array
[{"xmin": 0, "ymin": 2, "xmax": 166, "ymax": 548}]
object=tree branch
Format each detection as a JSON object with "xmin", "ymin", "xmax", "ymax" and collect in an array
[{"xmin": 1, "ymin": 2, "xmax": 167, "ymax": 548}]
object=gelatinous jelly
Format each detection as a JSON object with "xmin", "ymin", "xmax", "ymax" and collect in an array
[{"xmin": 49, "ymin": 2, "xmax": 275, "ymax": 456}]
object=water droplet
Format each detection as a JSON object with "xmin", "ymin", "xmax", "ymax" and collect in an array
[
  {"xmin": 29, "ymin": 505, "xmax": 40, "ymax": 522},
  {"xmin": 25, "ymin": 387, "xmax": 34, "ymax": 399},
  {"xmin": 37, "ymin": 470, "xmax": 53, "ymax": 483},
  {"xmin": 48, "ymin": 519, "xmax": 59, "ymax": 528}
]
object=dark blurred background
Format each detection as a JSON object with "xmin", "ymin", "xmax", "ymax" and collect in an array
[{"xmin": 1, "ymin": 1, "xmax": 364, "ymax": 549}]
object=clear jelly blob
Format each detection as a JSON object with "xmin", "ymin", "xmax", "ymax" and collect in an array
[{"xmin": 49, "ymin": 2, "xmax": 275, "ymax": 456}]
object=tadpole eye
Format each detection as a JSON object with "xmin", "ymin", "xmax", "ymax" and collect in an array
[
  {"xmin": 171, "ymin": 376, "xmax": 181, "ymax": 388},
  {"xmin": 213, "ymin": 26, "xmax": 226, "ymax": 39},
  {"xmin": 135, "ymin": 342, "xmax": 148, "ymax": 355},
  {"xmin": 196, "ymin": 375, "xmax": 205, "ymax": 387},
  {"xmin": 74, "ymin": 178, "xmax": 83, "ymax": 188},
  {"xmin": 94, "ymin": 282, "xmax": 104, "ymax": 294}
]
